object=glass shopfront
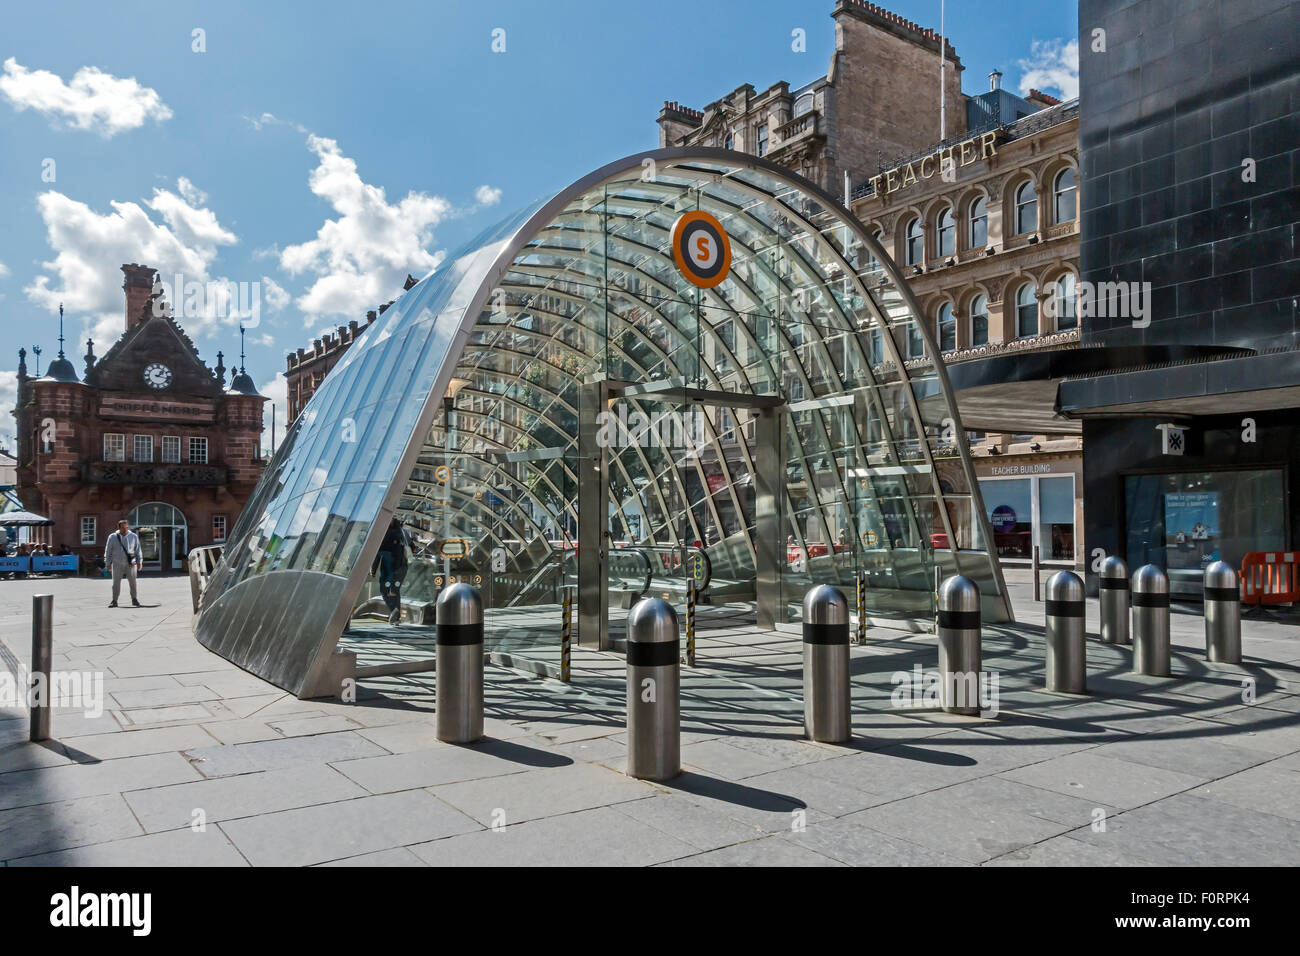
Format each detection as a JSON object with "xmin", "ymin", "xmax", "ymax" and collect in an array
[
  {"xmin": 1125, "ymin": 468, "xmax": 1286, "ymax": 595},
  {"xmin": 977, "ymin": 473, "xmax": 1076, "ymax": 563}
]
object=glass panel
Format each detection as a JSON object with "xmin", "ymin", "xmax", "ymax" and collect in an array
[
  {"xmin": 1125, "ymin": 469, "xmax": 1285, "ymax": 594},
  {"xmin": 980, "ymin": 478, "xmax": 1032, "ymax": 559},
  {"xmin": 1039, "ymin": 476, "xmax": 1075, "ymax": 561}
]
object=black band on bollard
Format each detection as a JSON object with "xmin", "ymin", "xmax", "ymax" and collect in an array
[
  {"xmin": 1204, "ymin": 586, "xmax": 1241, "ymax": 602},
  {"xmin": 1099, "ymin": 578, "xmax": 1130, "ymax": 590},
  {"xmin": 437, "ymin": 623, "xmax": 484, "ymax": 646},
  {"xmin": 802, "ymin": 622, "xmax": 849, "ymax": 645},
  {"xmin": 1132, "ymin": 592, "xmax": 1170, "ymax": 608},
  {"xmin": 937, "ymin": 609, "xmax": 981, "ymax": 630},
  {"xmin": 1045, "ymin": 599, "xmax": 1085, "ymax": 618},
  {"xmin": 626, "ymin": 641, "xmax": 680, "ymax": 667}
]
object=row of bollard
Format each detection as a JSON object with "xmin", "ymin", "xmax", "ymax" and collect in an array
[
  {"xmin": 389, "ymin": 560, "xmax": 1248, "ymax": 777},
  {"xmin": 1087, "ymin": 557, "xmax": 1240, "ymax": 667},
  {"xmin": 1020, "ymin": 557, "xmax": 1242, "ymax": 696}
]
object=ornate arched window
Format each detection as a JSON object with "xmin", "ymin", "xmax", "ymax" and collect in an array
[
  {"xmin": 969, "ymin": 196, "xmax": 988, "ymax": 248},
  {"xmin": 938, "ymin": 302, "xmax": 956, "ymax": 352},
  {"xmin": 905, "ymin": 217, "xmax": 924, "ymax": 266},
  {"xmin": 1053, "ymin": 168, "xmax": 1077, "ymax": 223},
  {"xmin": 936, "ymin": 206, "xmax": 956, "ymax": 257},
  {"xmin": 1016, "ymin": 282, "xmax": 1039, "ymax": 337},
  {"xmin": 906, "ymin": 318, "xmax": 925, "ymax": 358},
  {"xmin": 969, "ymin": 293, "xmax": 989, "ymax": 347},
  {"xmin": 1015, "ymin": 180, "xmax": 1038, "ymax": 235},
  {"xmin": 866, "ymin": 229, "xmax": 883, "ymax": 273},
  {"xmin": 1053, "ymin": 273, "xmax": 1078, "ymax": 330}
]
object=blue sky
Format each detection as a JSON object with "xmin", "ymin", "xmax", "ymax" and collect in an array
[{"xmin": 0, "ymin": 0, "xmax": 1079, "ymax": 448}]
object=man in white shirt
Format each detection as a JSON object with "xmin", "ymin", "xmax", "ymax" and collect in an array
[{"xmin": 105, "ymin": 519, "xmax": 143, "ymax": 608}]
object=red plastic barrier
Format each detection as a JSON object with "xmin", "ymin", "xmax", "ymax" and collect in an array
[{"xmin": 1240, "ymin": 551, "xmax": 1300, "ymax": 606}]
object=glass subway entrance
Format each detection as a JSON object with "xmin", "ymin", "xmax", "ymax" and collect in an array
[{"xmin": 195, "ymin": 149, "xmax": 1011, "ymax": 699}]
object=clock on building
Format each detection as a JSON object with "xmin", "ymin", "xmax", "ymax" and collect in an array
[{"xmin": 143, "ymin": 363, "xmax": 173, "ymax": 389}]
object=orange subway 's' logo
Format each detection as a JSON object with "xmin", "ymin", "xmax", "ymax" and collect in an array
[{"xmin": 671, "ymin": 210, "xmax": 731, "ymax": 289}]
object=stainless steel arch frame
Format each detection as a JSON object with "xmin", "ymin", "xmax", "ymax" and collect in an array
[{"xmin": 195, "ymin": 148, "xmax": 1012, "ymax": 699}]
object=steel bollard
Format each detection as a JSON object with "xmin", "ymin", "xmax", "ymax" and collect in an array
[
  {"xmin": 560, "ymin": 585, "xmax": 573, "ymax": 683},
  {"xmin": 932, "ymin": 564, "xmax": 941, "ymax": 633},
  {"xmin": 937, "ymin": 575, "xmax": 982, "ymax": 715},
  {"xmin": 802, "ymin": 585, "xmax": 851, "ymax": 743},
  {"xmin": 625, "ymin": 597, "xmax": 680, "ymax": 780},
  {"xmin": 30, "ymin": 594, "xmax": 53, "ymax": 742},
  {"xmin": 1203, "ymin": 561, "xmax": 1242, "ymax": 664},
  {"xmin": 436, "ymin": 583, "xmax": 484, "ymax": 743},
  {"xmin": 1044, "ymin": 571, "xmax": 1086, "ymax": 693},
  {"xmin": 855, "ymin": 570, "xmax": 867, "ymax": 645},
  {"xmin": 1131, "ymin": 564, "xmax": 1170, "ymax": 676},
  {"xmin": 685, "ymin": 578, "xmax": 697, "ymax": 666},
  {"xmin": 1099, "ymin": 555, "xmax": 1130, "ymax": 645},
  {"xmin": 1033, "ymin": 545, "xmax": 1041, "ymax": 602}
]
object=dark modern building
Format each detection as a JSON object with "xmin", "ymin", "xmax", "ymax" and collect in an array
[{"xmin": 1064, "ymin": 0, "xmax": 1300, "ymax": 595}]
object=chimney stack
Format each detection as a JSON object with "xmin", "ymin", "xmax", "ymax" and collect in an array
[
  {"xmin": 989, "ymin": 70, "xmax": 1002, "ymax": 91},
  {"xmin": 121, "ymin": 263, "xmax": 157, "ymax": 331}
]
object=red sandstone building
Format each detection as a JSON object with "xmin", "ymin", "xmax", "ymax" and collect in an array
[{"xmin": 10, "ymin": 264, "xmax": 267, "ymax": 571}]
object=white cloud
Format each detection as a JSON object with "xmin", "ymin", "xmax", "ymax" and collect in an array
[
  {"xmin": 0, "ymin": 57, "xmax": 172, "ymax": 137},
  {"xmin": 0, "ymin": 261, "xmax": 10, "ymax": 279},
  {"xmin": 259, "ymin": 372, "xmax": 288, "ymax": 455},
  {"xmin": 279, "ymin": 134, "xmax": 448, "ymax": 321},
  {"xmin": 475, "ymin": 185, "xmax": 502, "ymax": 207},
  {"xmin": 26, "ymin": 178, "xmax": 240, "ymax": 351},
  {"xmin": 261, "ymin": 275, "xmax": 290, "ymax": 313},
  {"xmin": 146, "ymin": 186, "xmax": 236, "ymax": 258},
  {"xmin": 244, "ymin": 111, "xmax": 307, "ymax": 135},
  {"xmin": 0, "ymin": 369, "xmax": 17, "ymax": 449},
  {"xmin": 176, "ymin": 177, "xmax": 208, "ymax": 206},
  {"xmin": 1016, "ymin": 39, "xmax": 1079, "ymax": 101}
]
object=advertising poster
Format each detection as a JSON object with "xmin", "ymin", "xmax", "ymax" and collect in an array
[{"xmin": 1163, "ymin": 491, "xmax": 1219, "ymax": 570}]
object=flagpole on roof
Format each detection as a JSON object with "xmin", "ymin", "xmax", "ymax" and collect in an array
[{"xmin": 939, "ymin": 0, "xmax": 947, "ymax": 141}]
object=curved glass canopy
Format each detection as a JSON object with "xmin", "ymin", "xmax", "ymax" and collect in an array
[{"xmin": 196, "ymin": 149, "xmax": 1011, "ymax": 698}]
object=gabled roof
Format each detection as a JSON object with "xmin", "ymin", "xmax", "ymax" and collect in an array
[{"xmin": 85, "ymin": 302, "xmax": 223, "ymax": 397}]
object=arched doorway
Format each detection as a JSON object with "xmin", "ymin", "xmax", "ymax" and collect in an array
[{"xmin": 127, "ymin": 502, "xmax": 188, "ymax": 572}]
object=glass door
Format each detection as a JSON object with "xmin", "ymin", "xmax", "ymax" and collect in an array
[
  {"xmin": 138, "ymin": 526, "xmax": 160, "ymax": 571},
  {"xmin": 172, "ymin": 526, "xmax": 187, "ymax": 570}
]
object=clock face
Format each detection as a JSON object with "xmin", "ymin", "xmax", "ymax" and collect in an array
[{"xmin": 143, "ymin": 363, "xmax": 173, "ymax": 390}]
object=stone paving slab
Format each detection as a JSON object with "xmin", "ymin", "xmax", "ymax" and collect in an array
[
  {"xmin": 0, "ymin": 793, "xmax": 143, "ymax": 861},
  {"xmin": 658, "ymin": 834, "xmax": 844, "ymax": 866},
  {"xmin": 9, "ymin": 825, "xmax": 249, "ymax": 867},
  {"xmin": 429, "ymin": 760, "xmax": 652, "ymax": 827},
  {"xmin": 219, "ymin": 790, "xmax": 481, "ymax": 867},
  {"xmin": 1067, "ymin": 792, "xmax": 1300, "ymax": 866},
  {"xmin": 318, "ymin": 847, "xmax": 428, "ymax": 867},
  {"xmin": 333, "ymin": 739, "xmax": 553, "ymax": 793},
  {"xmin": 0, "ymin": 751, "xmax": 203, "ymax": 812},
  {"xmin": 609, "ymin": 791, "xmax": 764, "ymax": 851},
  {"xmin": 409, "ymin": 805, "xmax": 698, "ymax": 866},
  {"xmin": 1, "ymin": 575, "xmax": 1298, "ymax": 866},
  {"xmin": 124, "ymin": 762, "xmax": 368, "ymax": 833},
  {"xmin": 182, "ymin": 731, "xmax": 389, "ymax": 778}
]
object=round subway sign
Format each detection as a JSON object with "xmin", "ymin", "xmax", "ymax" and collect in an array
[{"xmin": 671, "ymin": 211, "xmax": 731, "ymax": 288}]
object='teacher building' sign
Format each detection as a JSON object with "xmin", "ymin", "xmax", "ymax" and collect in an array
[{"xmin": 867, "ymin": 131, "xmax": 1000, "ymax": 198}]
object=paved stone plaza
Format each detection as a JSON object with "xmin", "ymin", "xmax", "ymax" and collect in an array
[{"xmin": 1, "ymin": 573, "xmax": 1298, "ymax": 866}]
